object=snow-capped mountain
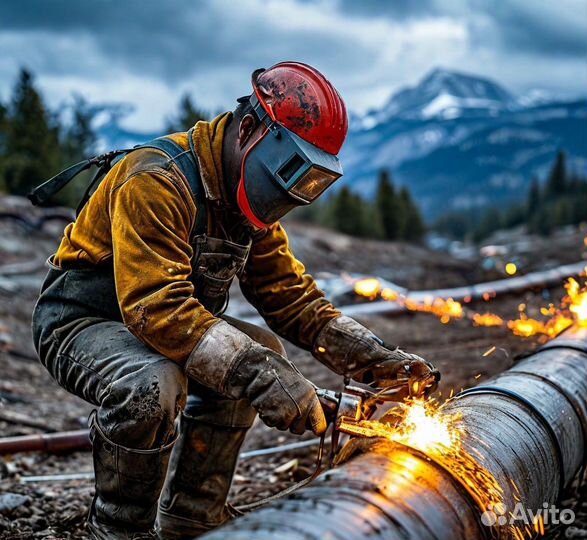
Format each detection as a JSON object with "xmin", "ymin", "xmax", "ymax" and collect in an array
[
  {"xmin": 341, "ymin": 69, "xmax": 587, "ymax": 219},
  {"xmin": 360, "ymin": 68, "xmax": 516, "ymax": 128},
  {"xmin": 93, "ymin": 68, "xmax": 587, "ymax": 221}
]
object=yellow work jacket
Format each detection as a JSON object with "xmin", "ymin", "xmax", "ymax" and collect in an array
[{"xmin": 54, "ymin": 113, "xmax": 340, "ymax": 363}]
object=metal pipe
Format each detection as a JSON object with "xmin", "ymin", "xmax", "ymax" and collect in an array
[
  {"xmin": 202, "ymin": 326, "xmax": 587, "ymax": 540},
  {"xmin": 342, "ymin": 261, "xmax": 587, "ymax": 318},
  {"xmin": 235, "ymin": 261, "xmax": 586, "ymax": 324},
  {"xmin": 0, "ymin": 430, "xmax": 91, "ymax": 455},
  {"xmin": 0, "ymin": 429, "xmax": 324, "ymax": 460}
]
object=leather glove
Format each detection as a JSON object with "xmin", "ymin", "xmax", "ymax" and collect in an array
[
  {"xmin": 185, "ymin": 320, "xmax": 327, "ymax": 435},
  {"xmin": 313, "ymin": 316, "xmax": 440, "ymax": 400}
]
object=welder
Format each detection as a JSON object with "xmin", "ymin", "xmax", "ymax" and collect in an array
[{"xmin": 31, "ymin": 62, "xmax": 440, "ymax": 540}]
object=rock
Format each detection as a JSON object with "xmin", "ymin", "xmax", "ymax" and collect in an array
[{"xmin": 0, "ymin": 491, "xmax": 30, "ymax": 512}]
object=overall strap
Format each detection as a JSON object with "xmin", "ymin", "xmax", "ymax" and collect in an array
[{"xmin": 136, "ymin": 128, "xmax": 207, "ymax": 235}]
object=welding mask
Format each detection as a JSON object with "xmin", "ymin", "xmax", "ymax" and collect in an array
[{"xmin": 236, "ymin": 94, "xmax": 343, "ymax": 228}]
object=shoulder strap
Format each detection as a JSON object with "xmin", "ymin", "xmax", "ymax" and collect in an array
[
  {"xmin": 29, "ymin": 129, "xmax": 208, "ymax": 236},
  {"xmin": 134, "ymin": 128, "xmax": 207, "ymax": 235},
  {"xmin": 28, "ymin": 150, "xmax": 129, "ymax": 208}
]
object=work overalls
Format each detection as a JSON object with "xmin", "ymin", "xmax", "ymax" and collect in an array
[{"xmin": 31, "ymin": 150, "xmax": 286, "ymax": 539}]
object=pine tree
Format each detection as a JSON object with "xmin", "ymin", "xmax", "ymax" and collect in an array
[
  {"xmin": 62, "ymin": 95, "xmax": 96, "ymax": 163},
  {"xmin": 375, "ymin": 169, "xmax": 402, "ymax": 240},
  {"xmin": 0, "ymin": 102, "xmax": 7, "ymax": 191},
  {"xmin": 526, "ymin": 177, "xmax": 541, "ymax": 218},
  {"xmin": 53, "ymin": 95, "xmax": 98, "ymax": 207},
  {"xmin": 0, "ymin": 101, "xmax": 6, "ymax": 142},
  {"xmin": 328, "ymin": 187, "xmax": 382, "ymax": 238},
  {"xmin": 554, "ymin": 196, "xmax": 577, "ymax": 227},
  {"xmin": 474, "ymin": 207, "xmax": 503, "ymax": 241},
  {"xmin": 545, "ymin": 150, "xmax": 567, "ymax": 198},
  {"xmin": 399, "ymin": 186, "xmax": 425, "ymax": 242},
  {"xmin": 166, "ymin": 93, "xmax": 208, "ymax": 132},
  {"xmin": 3, "ymin": 69, "xmax": 61, "ymax": 196},
  {"xmin": 330, "ymin": 186, "xmax": 360, "ymax": 236}
]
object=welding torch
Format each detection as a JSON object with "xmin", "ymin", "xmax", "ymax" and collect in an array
[{"xmin": 317, "ymin": 369, "xmax": 439, "ymax": 433}]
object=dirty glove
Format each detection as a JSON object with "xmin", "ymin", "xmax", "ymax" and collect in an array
[
  {"xmin": 313, "ymin": 316, "xmax": 440, "ymax": 400},
  {"xmin": 185, "ymin": 320, "xmax": 327, "ymax": 435}
]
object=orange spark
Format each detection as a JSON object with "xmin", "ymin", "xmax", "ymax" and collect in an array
[
  {"xmin": 565, "ymin": 277, "xmax": 587, "ymax": 325},
  {"xmin": 507, "ymin": 317, "xmax": 546, "ymax": 337},
  {"xmin": 483, "ymin": 346, "xmax": 497, "ymax": 357},
  {"xmin": 354, "ymin": 278, "xmax": 382, "ymax": 300},
  {"xmin": 473, "ymin": 313, "xmax": 504, "ymax": 328}
]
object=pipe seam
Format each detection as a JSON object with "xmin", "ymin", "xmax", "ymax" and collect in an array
[
  {"xmin": 457, "ymin": 385, "xmax": 566, "ymax": 498},
  {"xmin": 503, "ymin": 370, "xmax": 587, "ymax": 458}
]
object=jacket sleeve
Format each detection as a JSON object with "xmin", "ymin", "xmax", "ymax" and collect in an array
[
  {"xmin": 110, "ymin": 170, "xmax": 218, "ymax": 363},
  {"xmin": 239, "ymin": 222, "xmax": 341, "ymax": 350}
]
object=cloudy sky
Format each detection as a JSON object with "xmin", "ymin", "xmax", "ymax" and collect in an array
[{"xmin": 1, "ymin": 0, "xmax": 586, "ymax": 131}]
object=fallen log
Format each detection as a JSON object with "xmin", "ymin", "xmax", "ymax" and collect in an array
[{"xmin": 202, "ymin": 326, "xmax": 587, "ymax": 540}]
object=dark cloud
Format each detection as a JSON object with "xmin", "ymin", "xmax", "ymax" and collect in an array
[
  {"xmin": 335, "ymin": 0, "xmax": 438, "ymax": 20},
  {"xmin": 0, "ymin": 0, "xmax": 585, "ymax": 129},
  {"xmin": 1, "ymin": 1, "xmax": 238, "ymax": 82},
  {"xmin": 0, "ymin": 0, "xmax": 371, "ymax": 83},
  {"xmin": 334, "ymin": 0, "xmax": 587, "ymax": 60},
  {"xmin": 472, "ymin": 0, "xmax": 587, "ymax": 58}
]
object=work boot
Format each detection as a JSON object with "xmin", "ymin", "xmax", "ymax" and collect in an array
[
  {"xmin": 156, "ymin": 398, "xmax": 256, "ymax": 539},
  {"xmin": 87, "ymin": 518, "xmax": 158, "ymax": 540},
  {"xmin": 87, "ymin": 412, "xmax": 177, "ymax": 540}
]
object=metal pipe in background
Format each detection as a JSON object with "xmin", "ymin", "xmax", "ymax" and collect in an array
[
  {"xmin": 202, "ymin": 326, "xmax": 587, "ymax": 540},
  {"xmin": 341, "ymin": 261, "xmax": 587, "ymax": 318},
  {"xmin": 234, "ymin": 261, "xmax": 587, "ymax": 324},
  {"xmin": 0, "ymin": 430, "xmax": 91, "ymax": 455}
]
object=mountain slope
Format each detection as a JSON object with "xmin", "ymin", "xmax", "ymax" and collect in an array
[
  {"xmin": 341, "ymin": 69, "xmax": 587, "ymax": 220},
  {"xmin": 361, "ymin": 68, "xmax": 516, "ymax": 126}
]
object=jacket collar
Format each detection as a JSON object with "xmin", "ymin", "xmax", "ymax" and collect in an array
[{"xmin": 190, "ymin": 112, "xmax": 231, "ymax": 202}]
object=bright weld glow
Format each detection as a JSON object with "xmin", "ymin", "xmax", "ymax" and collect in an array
[
  {"xmin": 404, "ymin": 297, "xmax": 464, "ymax": 323},
  {"xmin": 354, "ymin": 278, "xmax": 382, "ymax": 300},
  {"xmin": 505, "ymin": 262, "xmax": 517, "ymax": 275},
  {"xmin": 507, "ymin": 316, "xmax": 546, "ymax": 337},
  {"xmin": 354, "ymin": 279, "xmax": 463, "ymax": 323},
  {"xmin": 339, "ymin": 399, "xmax": 457, "ymax": 454},
  {"xmin": 381, "ymin": 287, "xmax": 399, "ymax": 301},
  {"xmin": 340, "ymin": 399, "xmax": 528, "ymax": 539},
  {"xmin": 397, "ymin": 399, "xmax": 454, "ymax": 451}
]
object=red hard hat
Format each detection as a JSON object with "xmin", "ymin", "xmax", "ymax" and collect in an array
[{"xmin": 251, "ymin": 62, "xmax": 348, "ymax": 155}]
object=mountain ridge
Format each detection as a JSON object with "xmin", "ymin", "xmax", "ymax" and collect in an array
[
  {"xmin": 92, "ymin": 68, "xmax": 587, "ymax": 221},
  {"xmin": 341, "ymin": 69, "xmax": 586, "ymax": 219}
]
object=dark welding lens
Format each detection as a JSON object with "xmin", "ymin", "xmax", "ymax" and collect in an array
[
  {"xmin": 290, "ymin": 166, "xmax": 340, "ymax": 202},
  {"xmin": 278, "ymin": 154, "xmax": 306, "ymax": 183}
]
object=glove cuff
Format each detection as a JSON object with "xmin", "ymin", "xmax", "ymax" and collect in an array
[
  {"xmin": 185, "ymin": 320, "xmax": 253, "ymax": 396},
  {"xmin": 312, "ymin": 315, "xmax": 384, "ymax": 377}
]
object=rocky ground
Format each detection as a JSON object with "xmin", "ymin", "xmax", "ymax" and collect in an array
[{"xmin": 0, "ymin": 196, "xmax": 585, "ymax": 539}]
